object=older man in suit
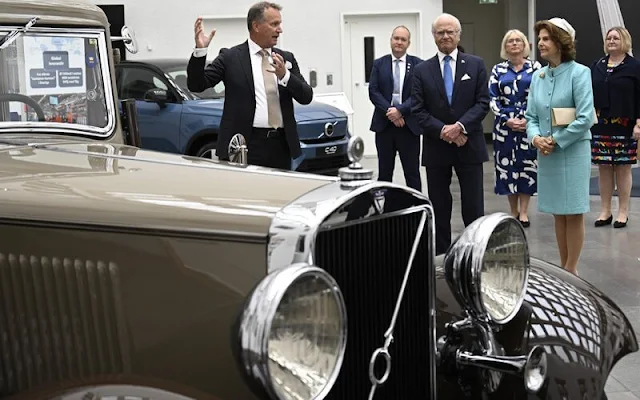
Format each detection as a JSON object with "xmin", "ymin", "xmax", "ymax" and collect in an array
[
  {"xmin": 368, "ymin": 26, "xmax": 423, "ymax": 191},
  {"xmin": 187, "ymin": 2, "xmax": 313, "ymax": 169},
  {"xmin": 411, "ymin": 13, "xmax": 490, "ymax": 255}
]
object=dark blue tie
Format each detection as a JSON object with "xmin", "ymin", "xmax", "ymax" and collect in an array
[{"xmin": 443, "ymin": 55, "xmax": 453, "ymax": 104}]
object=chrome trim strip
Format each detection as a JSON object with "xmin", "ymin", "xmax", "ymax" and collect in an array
[
  {"xmin": 239, "ymin": 263, "xmax": 347, "ymax": 399},
  {"xmin": 268, "ymin": 180, "xmax": 431, "ymax": 272},
  {"xmin": 0, "ymin": 27, "xmax": 116, "ymax": 138},
  {"xmin": 36, "ymin": 144, "xmax": 341, "ymax": 181},
  {"xmin": 0, "ymin": 216, "xmax": 266, "ymax": 243},
  {"xmin": 368, "ymin": 208, "xmax": 428, "ymax": 399}
]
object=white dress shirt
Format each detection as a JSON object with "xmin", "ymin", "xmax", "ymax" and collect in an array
[
  {"xmin": 391, "ymin": 53, "xmax": 407, "ymax": 105},
  {"xmin": 192, "ymin": 39, "xmax": 291, "ymax": 128}
]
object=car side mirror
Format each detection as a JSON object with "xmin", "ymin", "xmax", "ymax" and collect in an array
[{"xmin": 143, "ymin": 88, "xmax": 169, "ymax": 108}]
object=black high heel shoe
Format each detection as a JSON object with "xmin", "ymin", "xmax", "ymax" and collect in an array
[
  {"xmin": 519, "ymin": 219, "xmax": 530, "ymax": 228},
  {"xmin": 614, "ymin": 218, "xmax": 628, "ymax": 228},
  {"xmin": 594, "ymin": 215, "xmax": 613, "ymax": 227}
]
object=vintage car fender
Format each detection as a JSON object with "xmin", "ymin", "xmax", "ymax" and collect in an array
[{"xmin": 434, "ymin": 254, "xmax": 638, "ymax": 399}]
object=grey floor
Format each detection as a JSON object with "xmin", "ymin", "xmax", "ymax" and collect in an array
[{"xmin": 360, "ymin": 149, "xmax": 640, "ymax": 398}]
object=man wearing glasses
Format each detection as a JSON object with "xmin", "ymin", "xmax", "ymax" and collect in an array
[{"xmin": 411, "ymin": 13, "xmax": 490, "ymax": 255}]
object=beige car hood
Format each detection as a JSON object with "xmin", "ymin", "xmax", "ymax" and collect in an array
[{"xmin": 0, "ymin": 140, "xmax": 335, "ymax": 238}]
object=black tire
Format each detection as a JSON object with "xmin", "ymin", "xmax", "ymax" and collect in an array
[{"xmin": 195, "ymin": 141, "xmax": 218, "ymax": 159}]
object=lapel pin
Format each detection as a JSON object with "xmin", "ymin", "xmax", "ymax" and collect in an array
[{"xmin": 539, "ymin": 72, "xmax": 545, "ymax": 78}]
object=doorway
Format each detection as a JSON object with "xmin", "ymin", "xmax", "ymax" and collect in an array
[{"xmin": 342, "ymin": 12, "xmax": 420, "ymax": 155}]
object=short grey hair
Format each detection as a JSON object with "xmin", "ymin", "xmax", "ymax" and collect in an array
[
  {"xmin": 247, "ymin": 1, "xmax": 282, "ymax": 31},
  {"xmin": 431, "ymin": 13, "xmax": 462, "ymax": 34}
]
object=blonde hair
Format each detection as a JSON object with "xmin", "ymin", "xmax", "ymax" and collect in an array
[
  {"xmin": 604, "ymin": 26, "xmax": 632, "ymax": 55},
  {"xmin": 500, "ymin": 29, "xmax": 530, "ymax": 59}
]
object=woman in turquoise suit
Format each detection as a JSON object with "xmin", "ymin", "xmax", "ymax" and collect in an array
[{"xmin": 525, "ymin": 18, "xmax": 595, "ymax": 276}]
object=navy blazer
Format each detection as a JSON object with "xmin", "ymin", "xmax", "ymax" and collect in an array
[
  {"xmin": 368, "ymin": 54, "xmax": 423, "ymax": 135},
  {"xmin": 411, "ymin": 52, "xmax": 490, "ymax": 167},
  {"xmin": 591, "ymin": 54, "xmax": 640, "ymax": 136}
]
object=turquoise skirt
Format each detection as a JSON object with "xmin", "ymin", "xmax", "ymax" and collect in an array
[{"xmin": 536, "ymin": 138, "xmax": 591, "ymax": 215}]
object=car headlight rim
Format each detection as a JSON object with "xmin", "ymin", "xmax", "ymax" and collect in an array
[
  {"xmin": 445, "ymin": 213, "xmax": 530, "ymax": 325},
  {"xmin": 239, "ymin": 263, "xmax": 347, "ymax": 400}
]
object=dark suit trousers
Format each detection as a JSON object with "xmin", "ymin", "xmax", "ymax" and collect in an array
[
  {"xmin": 427, "ymin": 163, "xmax": 484, "ymax": 255},
  {"xmin": 247, "ymin": 129, "xmax": 292, "ymax": 170},
  {"xmin": 375, "ymin": 124, "xmax": 421, "ymax": 191}
]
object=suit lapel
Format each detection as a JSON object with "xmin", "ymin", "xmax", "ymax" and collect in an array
[
  {"xmin": 239, "ymin": 41, "xmax": 255, "ymax": 94},
  {"xmin": 402, "ymin": 56, "xmax": 413, "ymax": 97},
  {"xmin": 451, "ymin": 54, "xmax": 467, "ymax": 105},
  {"xmin": 428, "ymin": 56, "xmax": 447, "ymax": 101}
]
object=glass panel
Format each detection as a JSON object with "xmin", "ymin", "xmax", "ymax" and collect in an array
[
  {"xmin": 364, "ymin": 36, "xmax": 374, "ymax": 83},
  {"xmin": 0, "ymin": 31, "xmax": 110, "ymax": 131}
]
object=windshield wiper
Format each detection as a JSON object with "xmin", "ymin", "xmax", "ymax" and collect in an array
[{"xmin": 0, "ymin": 16, "xmax": 39, "ymax": 50}]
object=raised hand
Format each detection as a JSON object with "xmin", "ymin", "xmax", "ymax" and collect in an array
[{"xmin": 194, "ymin": 17, "xmax": 216, "ymax": 49}]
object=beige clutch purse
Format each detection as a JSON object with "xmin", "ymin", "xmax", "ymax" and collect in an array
[{"xmin": 551, "ymin": 107, "xmax": 598, "ymax": 126}]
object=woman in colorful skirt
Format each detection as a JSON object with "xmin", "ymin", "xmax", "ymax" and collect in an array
[{"xmin": 590, "ymin": 26, "xmax": 640, "ymax": 229}]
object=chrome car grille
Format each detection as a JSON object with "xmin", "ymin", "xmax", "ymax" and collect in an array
[
  {"xmin": 314, "ymin": 210, "xmax": 433, "ymax": 399},
  {"xmin": 0, "ymin": 254, "xmax": 130, "ymax": 396}
]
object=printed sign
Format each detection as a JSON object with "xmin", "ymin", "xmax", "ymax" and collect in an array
[{"xmin": 23, "ymin": 36, "xmax": 86, "ymax": 95}]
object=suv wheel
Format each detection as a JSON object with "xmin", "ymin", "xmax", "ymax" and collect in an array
[{"xmin": 196, "ymin": 141, "xmax": 217, "ymax": 160}]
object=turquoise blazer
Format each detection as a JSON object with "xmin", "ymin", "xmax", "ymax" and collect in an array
[
  {"xmin": 524, "ymin": 60, "xmax": 595, "ymax": 215},
  {"xmin": 525, "ymin": 60, "xmax": 594, "ymax": 147}
]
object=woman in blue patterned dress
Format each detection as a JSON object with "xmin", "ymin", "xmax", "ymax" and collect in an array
[{"xmin": 489, "ymin": 29, "xmax": 541, "ymax": 227}]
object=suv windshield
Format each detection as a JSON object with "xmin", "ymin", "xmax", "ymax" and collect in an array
[
  {"xmin": 0, "ymin": 29, "xmax": 113, "ymax": 136},
  {"xmin": 163, "ymin": 66, "xmax": 225, "ymax": 99}
]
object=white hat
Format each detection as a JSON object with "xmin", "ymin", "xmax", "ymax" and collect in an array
[{"xmin": 548, "ymin": 17, "xmax": 576, "ymax": 40}]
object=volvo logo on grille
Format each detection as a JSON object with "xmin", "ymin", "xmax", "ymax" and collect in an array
[
  {"xmin": 324, "ymin": 122, "xmax": 335, "ymax": 137},
  {"xmin": 373, "ymin": 189, "xmax": 386, "ymax": 215}
]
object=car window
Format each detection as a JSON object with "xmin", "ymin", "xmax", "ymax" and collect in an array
[
  {"xmin": 167, "ymin": 69, "xmax": 224, "ymax": 99},
  {"xmin": 119, "ymin": 67, "xmax": 169, "ymax": 101},
  {"xmin": 0, "ymin": 31, "xmax": 111, "ymax": 132}
]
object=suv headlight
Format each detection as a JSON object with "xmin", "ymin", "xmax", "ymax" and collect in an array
[
  {"xmin": 444, "ymin": 213, "xmax": 529, "ymax": 324},
  {"xmin": 238, "ymin": 263, "xmax": 347, "ymax": 400}
]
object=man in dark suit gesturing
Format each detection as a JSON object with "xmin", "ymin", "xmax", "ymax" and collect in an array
[
  {"xmin": 368, "ymin": 26, "xmax": 423, "ymax": 191},
  {"xmin": 187, "ymin": 2, "xmax": 313, "ymax": 169},
  {"xmin": 411, "ymin": 13, "xmax": 490, "ymax": 254}
]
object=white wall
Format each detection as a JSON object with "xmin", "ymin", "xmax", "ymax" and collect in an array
[{"xmin": 89, "ymin": 0, "xmax": 441, "ymax": 96}]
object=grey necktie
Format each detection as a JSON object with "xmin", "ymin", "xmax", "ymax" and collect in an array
[
  {"xmin": 260, "ymin": 49, "xmax": 282, "ymax": 128},
  {"xmin": 392, "ymin": 59, "xmax": 401, "ymax": 106}
]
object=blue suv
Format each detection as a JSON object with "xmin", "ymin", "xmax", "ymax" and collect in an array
[{"xmin": 115, "ymin": 59, "xmax": 350, "ymax": 173}]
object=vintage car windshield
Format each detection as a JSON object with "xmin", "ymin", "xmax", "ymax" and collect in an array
[{"xmin": 0, "ymin": 29, "xmax": 113, "ymax": 136}]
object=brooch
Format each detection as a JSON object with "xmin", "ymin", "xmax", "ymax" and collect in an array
[{"xmin": 539, "ymin": 72, "xmax": 545, "ymax": 78}]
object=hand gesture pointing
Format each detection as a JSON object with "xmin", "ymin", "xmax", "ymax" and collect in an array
[{"xmin": 194, "ymin": 17, "xmax": 216, "ymax": 48}]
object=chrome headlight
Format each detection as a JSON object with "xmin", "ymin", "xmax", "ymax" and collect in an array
[
  {"xmin": 239, "ymin": 263, "xmax": 347, "ymax": 400},
  {"xmin": 444, "ymin": 213, "xmax": 529, "ymax": 324}
]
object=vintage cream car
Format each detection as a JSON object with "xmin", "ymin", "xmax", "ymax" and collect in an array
[{"xmin": 0, "ymin": 1, "xmax": 637, "ymax": 400}]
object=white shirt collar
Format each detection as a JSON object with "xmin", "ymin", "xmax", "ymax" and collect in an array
[
  {"xmin": 437, "ymin": 48, "xmax": 458, "ymax": 63},
  {"xmin": 393, "ymin": 53, "xmax": 408, "ymax": 63},
  {"xmin": 248, "ymin": 38, "xmax": 268, "ymax": 55}
]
